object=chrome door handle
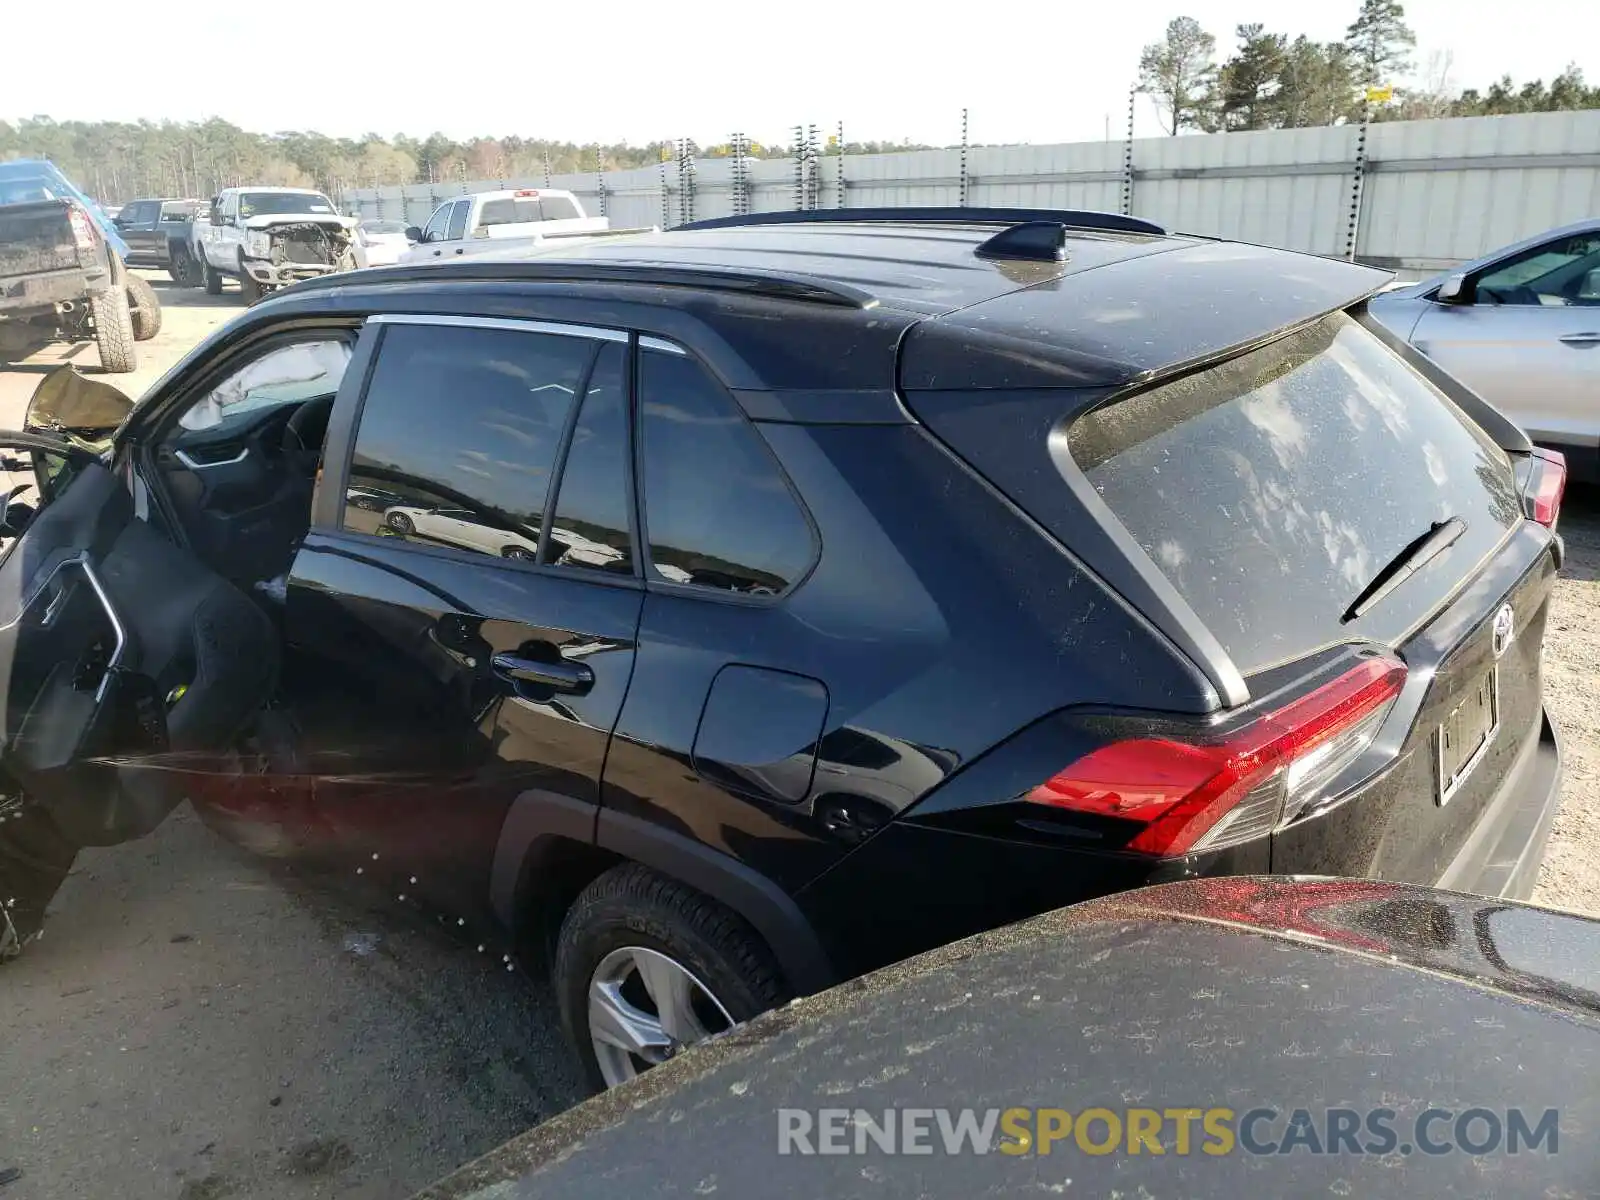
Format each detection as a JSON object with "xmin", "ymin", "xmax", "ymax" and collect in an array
[
  {"xmin": 1559, "ymin": 332, "xmax": 1600, "ymax": 346},
  {"xmin": 491, "ymin": 651, "xmax": 594, "ymax": 695}
]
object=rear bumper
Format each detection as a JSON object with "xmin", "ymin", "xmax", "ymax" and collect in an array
[
  {"xmin": 0, "ymin": 265, "xmax": 107, "ymax": 312},
  {"xmin": 1435, "ymin": 706, "xmax": 1563, "ymax": 901}
]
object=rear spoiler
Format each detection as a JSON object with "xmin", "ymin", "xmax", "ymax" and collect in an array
[{"xmin": 1353, "ymin": 300, "xmax": 1532, "ymax": 456}]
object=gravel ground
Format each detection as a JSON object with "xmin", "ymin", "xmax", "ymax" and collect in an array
[{"xmin": 0, "ymin": 277, "xmax": 1596, "ymax": 1197}]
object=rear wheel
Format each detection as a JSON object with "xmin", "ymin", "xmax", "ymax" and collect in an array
[
  {"xmin": 127, "ymin": 274, "xmax": 161, "ymax": 341},
  {"xmin": 203, "ymin": 258, "xmax": 223, "ymax": 296},
  {"xmin": 89, "ymin": 279, "xmax": 137, "ymax": 373},
  {"xmin": 554, "ymin": 863, "xmax": 789, "ymax": 1092}
]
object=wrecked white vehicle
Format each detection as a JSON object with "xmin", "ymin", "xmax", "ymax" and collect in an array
[{"xmin": 195, "ymin": 186, "xmax": 363, "ymax": 303}]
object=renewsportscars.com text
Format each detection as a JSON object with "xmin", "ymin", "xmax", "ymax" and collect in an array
[{"xmin": 777, "ymin": 1106, "xmax": 1560, "ymax": 1158}]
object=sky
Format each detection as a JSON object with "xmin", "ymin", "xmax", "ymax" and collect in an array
[{"xmin": 2, "ymin": 0, "xmax": 1596, "ymax": 148}]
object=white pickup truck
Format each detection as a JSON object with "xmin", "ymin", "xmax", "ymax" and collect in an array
[
  {"xmin": 196, "ymin": 186, "xmax": 362, "ymax": 302},
  {"xmin": 399, "ymin": 188, "xmax": 610, "ymax": 264}
]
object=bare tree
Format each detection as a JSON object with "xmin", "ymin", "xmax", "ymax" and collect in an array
[{"xmin": 1138, "ymin": 17, "xmax": 1220, "ymax": 135}]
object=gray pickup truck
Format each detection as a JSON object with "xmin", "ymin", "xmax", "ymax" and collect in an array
[
  {"xmin": 114, "ymin": 197, "xmax": 207, "ymax": 285},
  {"xmin": 0, "ymin": 160, "xmax": 160, "ymax": 373}
]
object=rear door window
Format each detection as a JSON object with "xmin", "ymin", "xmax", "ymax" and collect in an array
[
  {"xmin": 445, "ymin": 200, "xmax": 470, "ymax": 241},
  {"xmin": 1067, "ymin": 312, "xmax": 1521, "ymax": 672}
]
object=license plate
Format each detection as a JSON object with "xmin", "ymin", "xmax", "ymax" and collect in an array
[{"xmin": 1436, "ymin": 666, "xmax": 1499, "ymax": 805}]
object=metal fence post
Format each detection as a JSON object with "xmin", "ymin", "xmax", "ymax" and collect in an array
[
  {"xmin": 793, "ymin": 126, "xmax": 805, "ymax": 210},
  {"xmin": 1345, "ymin": 106, "xmax": 1371, "ymax": 261},
  {"xmin": 677, "ymin": 139, "xmax": 696, "ymax": 226},
  {"xmin": 1121, "ymin": 86, "xmax": 1136, "ymax": 217},
  {"xmin": 836, "ymin": 121, "xmax": 846, "ymax": 208},
  {"xmin": 959, "ymin": 108, "xmax": 969, "ymax": 207},
  {"xmin": 660, "ymin": 158, "xmax": 671, "ymax": 230}
]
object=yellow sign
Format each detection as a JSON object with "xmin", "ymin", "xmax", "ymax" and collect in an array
[{"xmin": 1365, "ymin": 85, "xmax": 1394, "ymax": 103}]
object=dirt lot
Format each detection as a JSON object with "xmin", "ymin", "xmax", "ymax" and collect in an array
[{"xmin": 0, "ymin": 277, "xmax": 1597, "ymax": 1197}]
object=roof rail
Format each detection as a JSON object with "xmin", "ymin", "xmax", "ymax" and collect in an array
[
  {"xmin": 680, "ymin": 208, "xmax": 1165, "ymax": 236},
  {"xmin": 279, "ymin": 259, "xmax": 875, "ymax": 308}
]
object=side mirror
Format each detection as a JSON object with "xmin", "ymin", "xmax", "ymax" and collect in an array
[
  {"xmin": 1436, "ymin": 273, "xmax": 1470, "ymax": 305},
  {"xmin": 209, "ymin": 209, "xmax": 224, "ymax": 226},
  {"xmin": 404, "ymin": 226, "xmax": 422, "ymax": 243}
]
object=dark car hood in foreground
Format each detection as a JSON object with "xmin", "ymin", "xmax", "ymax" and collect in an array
[{"xmin": 415, "ymin": 878, "xmax": 1600, "ymax": 1199}]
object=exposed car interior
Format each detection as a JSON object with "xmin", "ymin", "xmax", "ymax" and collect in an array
[{"xmin": 152, "ymin": 337, "xmax": 350, "ymax": 593}]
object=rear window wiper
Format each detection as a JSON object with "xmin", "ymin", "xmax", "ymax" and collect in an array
[{"xmin": 1341, "ymin": 516, "xmax": 1467, "ymax": 623}]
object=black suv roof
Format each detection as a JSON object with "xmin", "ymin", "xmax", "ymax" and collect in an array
[{"xmin": 277, "ymin": 210, "xmax": 1391, "ymax": 393}]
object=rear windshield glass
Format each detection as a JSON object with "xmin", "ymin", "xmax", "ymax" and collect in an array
[
  {"xmin": 1068, "ymin": 312, "xmax": 1521, "ymax": 673},
  {"xmin": 478, "ymin": 198, "xmax": 541, "ymax": 226}
]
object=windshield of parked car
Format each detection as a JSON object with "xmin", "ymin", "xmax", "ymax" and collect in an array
[{"xmin": 237, "ymin": 191, "xmax": 338, "ymax": 217}]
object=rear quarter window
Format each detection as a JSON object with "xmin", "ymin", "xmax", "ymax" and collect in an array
[{"xmin": 1068, "ymin": 312, "xmax": 1522, "ymax": 673}]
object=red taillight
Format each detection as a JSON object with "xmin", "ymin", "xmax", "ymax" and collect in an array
[
  {"xmin": 1027, "ymin": 656, "xmax": 1407, "ymax": 857},
  {"xmin": 67, "ymin": 204, "xmax": 98, "ymax": 251},
  {"xmin": 1524, "ymin": 450, "xmax": 1565, "ymax": 529},
  {"xmin": 513, "ymin": 189, "xmax": 541, "ymax": 198}
]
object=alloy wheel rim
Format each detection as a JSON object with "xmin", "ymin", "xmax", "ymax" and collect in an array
[{"xmin": 587, "ymin": 946, "xmax": 734, "ymax": 1088}]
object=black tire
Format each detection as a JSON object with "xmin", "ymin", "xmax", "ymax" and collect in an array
[
  {"xmin": 501, "ymin": 545, "xmax": 535, "ymax": 561},
  {"xmin": 168, "ymin": 245, "xmax": 198, "ymax": 287},
  {"xmin": 0, "ymin": 805, "xmax": 79, "ymax": 962},
  {"xmin": 203, "ymin": 257, "xmax": 223, "ymax": 296},
  {"xmin": 127, "ymin": 273, "xmax": 162, "ymax": 341},
  {"xmin": 554, "ymin": 863, "xmax": 789, "ymax": 1093},
  {"xmin": 386, "ymin": 511, "xmax": 414, "ymax": 535},
  {"xmin": 238, "ymin": 266, "xmax": 263, "ymax": 306},
  {"xmin": 89, "ymin": 277, "xmax": 137, "ymax": 373}
]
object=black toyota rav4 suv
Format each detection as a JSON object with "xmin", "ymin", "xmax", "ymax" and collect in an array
[{"xmin": 0, "ymin": 209, "xmax": 1567, "ymax": 1091}]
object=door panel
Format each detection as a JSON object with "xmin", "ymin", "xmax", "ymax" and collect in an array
[
  {"xmin": 1411, "ymin": 302, "xmax": 1600, "ymax": 447},
  {"xmin": 262, "ymin": 314, "xmax": 643, "ymax": 926},
  {"xmin": 282, "ymin": 533, "xmax": 642, "ymax": 923}
]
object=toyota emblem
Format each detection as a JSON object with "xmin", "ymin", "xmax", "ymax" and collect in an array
[{"xmin": 1491, "ymin": 604, "xmax": 1515, "ymax": 659}]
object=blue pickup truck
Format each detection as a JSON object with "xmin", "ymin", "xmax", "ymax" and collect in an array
[{"xmin": 0, "ymin": 159, "xmax": 161, "ymax": 373}]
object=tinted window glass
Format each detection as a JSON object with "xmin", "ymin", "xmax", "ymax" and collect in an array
[
  {"xmin": 540, "ymin": 196, "xmax": 581, "ymax": 220},
  {"xmin": 638, "ymin": 347, "xmax": 813, "ymax": 595},
  {"xmin": 1477, "ymin": 233, "xmax": 1600, "ymax": 306},
  {"xmin": 478, "ymin": 197, "xmax": 537, "ymax": 227},
  {"xmin": 344, "ymin": 323, "xmax": 593, "ymax": 562},
  {"xmin": 548, "ymin": 342, "xmax": 632, "ymax": 575},
  {"xmin": 1068, "ymin": 313, "xmax": 1521, "ymax": 673},
  {"xmin": 445, "ymin": 200, "xmax": 470, "ymax": 240}
]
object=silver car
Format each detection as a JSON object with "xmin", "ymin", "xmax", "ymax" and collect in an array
[{"xmin": 1369, "ymin": 219, "xmax": 1600, "ymax": 479}]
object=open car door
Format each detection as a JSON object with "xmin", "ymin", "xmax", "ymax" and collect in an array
[{"xmin": 0, "ymin": 372, "xmax": 280, "ymax": 959}]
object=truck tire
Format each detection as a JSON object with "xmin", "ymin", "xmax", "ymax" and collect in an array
[
  {"xmin": 90, "ymin": 283, "xmax": 137, "ymax": 373},
  {"xmin": 204, "ymin": 257, "xmax": 223, "ymax": 296},
  {"xmin": 127, "ymin": 274, "xmax": 162, "ymax": 341},
  {"xmin": 168, "ymin": 244, "xmax": 199, "ymax": 287}
]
